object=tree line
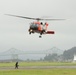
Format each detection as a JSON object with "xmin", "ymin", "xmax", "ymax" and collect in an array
[{"xmin": 43, "ymin": 47, "xmax": 76, "ymax": 62}]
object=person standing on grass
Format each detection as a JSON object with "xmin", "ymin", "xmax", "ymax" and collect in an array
[{"xmin": 15, "ymin": 62, "xmax": 19, "ymax": 69}]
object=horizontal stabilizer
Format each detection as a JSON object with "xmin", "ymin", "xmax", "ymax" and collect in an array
[{"xmin": 46, "ymin": 31, "xmax": 55, "ymax": 34}]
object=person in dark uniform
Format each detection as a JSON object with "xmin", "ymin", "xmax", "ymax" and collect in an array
[{"xmin": 15, "ymin": 62, "xmax": 19, "ymax": 69}]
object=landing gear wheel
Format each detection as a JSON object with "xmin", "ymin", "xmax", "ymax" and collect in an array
[
  {"xmin": 39, "ymin": 35, "xmax": 42, "ymax": 38},
  {"xmin": 29, "ymin": 32, "xmax": 31, "ymax": 34}
]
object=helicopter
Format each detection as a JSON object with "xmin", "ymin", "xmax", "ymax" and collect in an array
[{"xmin": 6, "ymin": 14, "xmax": 65, "ymax": 38}]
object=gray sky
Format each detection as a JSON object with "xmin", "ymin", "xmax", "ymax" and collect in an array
[{"xmin": 0, "ymin": 0, "xmax": 76, "ymax": 52}]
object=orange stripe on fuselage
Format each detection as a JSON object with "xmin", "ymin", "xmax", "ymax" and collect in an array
[
  {"xmin": 38, "ymin": 25, "xmax": 42, "ymax": 31},
  {"xmin": 34, "ymin": 22, "xmax": 41, "ymax": 25}
]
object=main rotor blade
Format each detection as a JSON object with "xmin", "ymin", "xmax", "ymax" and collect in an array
[
  {"xmin": 5, "ymin": 14, "xmax": 65, "ymax": 21},
  {"xmin": 5, "ymin": 14, "xmax": 37, "ymax": 20},
  {"xmin": 39, "ymin": 18, "xmax": 65, "ymax": 21}
]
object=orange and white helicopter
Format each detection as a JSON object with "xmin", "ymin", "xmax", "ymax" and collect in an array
[{"xmin": 6, "ymin": 14, "xmax": 65, "ymax": 38}]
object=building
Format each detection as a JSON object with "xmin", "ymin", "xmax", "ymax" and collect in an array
[{"xmin": 73, "ymin": 54, "xmax": 76, "ymax": 62}]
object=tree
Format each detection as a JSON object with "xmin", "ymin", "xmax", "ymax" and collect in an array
[{"xmin": 44, "ymin": 53, "xmax": 58, "ymax": 61}]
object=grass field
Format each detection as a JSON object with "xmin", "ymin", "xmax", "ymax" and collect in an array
[
  {"xmin": 0, "ymin": 61, "xmax": 76, "ymax": 67},
  {"xmin": 0, "ymin": 68, "xmax": 76, "ymax": 75},
  {"xmin": 0, "ymin": 62, "xmax": 76, "ymax": 75}
]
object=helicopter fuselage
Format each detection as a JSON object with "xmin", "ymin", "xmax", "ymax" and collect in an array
[{"xmin": 28, "ymin": 21, "xmax": 54, "ymax": 37}]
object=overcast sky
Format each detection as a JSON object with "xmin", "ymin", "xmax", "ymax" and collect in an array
[{"xmin": 0, "ymin": 0, "xmax": 76, "ymax": 52}]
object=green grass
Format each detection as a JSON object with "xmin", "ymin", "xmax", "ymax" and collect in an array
[
  {"xmin": 0, "ymin": 69, "xmax": 76, "ymax": 75},
  {"xmin": 0, "ymin": 62, "xmax": 76, "ymax": 67},
  {"xmin": 0, "ymin": 62, "xmax": 76, "ymax": 75}
]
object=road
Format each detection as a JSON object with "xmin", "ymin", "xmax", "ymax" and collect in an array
[{"xmin": 0, "ymin": 66, "xmax": 76, "ymax": 70}]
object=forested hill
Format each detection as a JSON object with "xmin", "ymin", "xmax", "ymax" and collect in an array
[
  {"xmin": 62, "ymin": 46, "xmax": 76, "ymax": 60},
  {"xmin": 44, "ymin": 46, "xmax": 76, "ymax": 61}
]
